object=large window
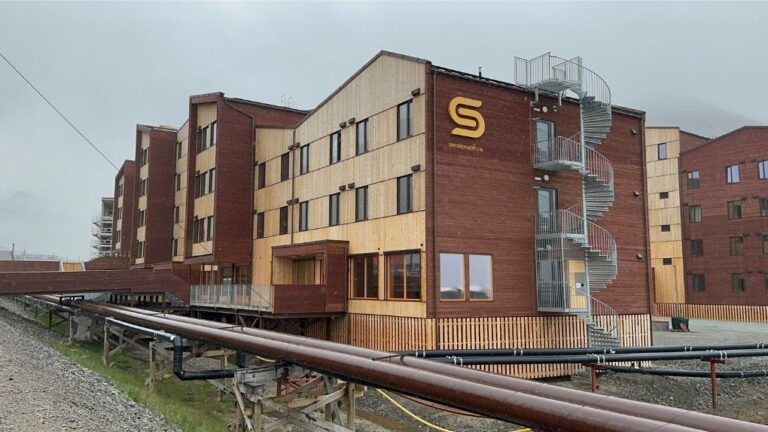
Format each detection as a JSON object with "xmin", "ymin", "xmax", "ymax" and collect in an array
[
  {"xmin": 761, "ymin": 198, "xmax": 768, "ymax": 217},
  {"xmin": 300, "ymin": 144, "xmax": 310, "ymax": 174},
  {"xmin": 356, "ymin": 186, "xmax": 368, "ymax": 222},
  {"xmin": 330, "ymin": 132, "xmax": 341, "ymax": 165},
  {"xmin": 387, "ymin": 252, "xmax": 421, "ymax": 300},
  {"xmin": 329, "ymin": 193, "xmax": 340, "ymax": 226},
  {"xmin": 690, "ymin": 239, "xmax": 704, "ymax": 257},
  {"xmin": 280, "ymin": 153, "xmax": 290, "ymax": 182},
  {"xmin": 759, "ymin": 160, "xmax": 767, "ymax": 180},
  {"xmin": 732, "ymin": 273, "xmax": 746, "ymax": 293},
  {"xmin": 299, "ymin": 201, "xmax": 309, "ymax": 232},
  {"xmin": 196, "ymin": 124, "xmax": 214, "ymax": 153},
  {"xmin": 279, "ymin": 206, "xmax": 289, "ymax": 235},
  {"xmin": 397, "ymin": 100, "xmax": 413, "ymax": 141},
  {"xmin": 689, "ymin": 205, "xmax": 702, "ymax": 223},
  {"xmin": 351, "ymin": 255, "xmax": 378, "ymax": 299},
  {"xmin": 256, "ymin": 212, "xmax": 265, "ymax": 239},
  {"xmin": 692, "ymin": 274, "xmax": 705, "ymax": 292},
  {"xmin": 657, "ymin": 143, "xmax": 667, "ymax": 160},
  {"xmin": 687, "ymin": 171, "xmax": 700, "ymax": 189},
  {"xmin": 356, "ymin": 119, "xmax": 368, "ymax": 155},
  {"xmin": 469, "ymin": 255, "xmax": 493, "ymax": 300},
  {"xmin": 439, "ymin": 253, "xmax": 493, "ymax": 301},
  {"xmin": 439, "ymin": 254, "xmax": 465, "ymax": 300},
  {"xmin": 258, "ymin": 163, "xmax": 266, "ymax": 189},
  {"xmin": 730, "ymin": 236, "xmax": 744, "ymax": 256},
  {"xmin": 397, "ymin": 174, "xmax": 413, "ymax": 214},
  {"xmin": 726, "ymin": 164, "xmax": 740, "ymax": 184},
  {"xmin": 727, "ymin": 200, "xmax": 743, "ymax": 219},
  {"xmin": 535, "ymin": 120, "xmax": 555, "ymax": 162}
]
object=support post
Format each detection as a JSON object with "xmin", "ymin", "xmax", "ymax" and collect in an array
[
  {"xmin": 148, "ymin": 341, "xmax": 156, "ymax": 393},
  {"xmin": 48, "ymin": 310, "xmax": 53, "ymax": 328},
  {"xmin": 346, "ymin": 382, "xmax": 356, "ymax": 430},
  {"xmin": 703, "ymin": 359, "xmax": 725, "ymax": 409},
  {"xmin": 583, "ymin": 363, "xmax": 602, "ymax": 393},
  {"xmin": 68, "ymin": 314, "xmax": 74, "ymax": 345},
  {"xmin": 102, "ymin": 321, "xmax": 109, "ymax": 366}
]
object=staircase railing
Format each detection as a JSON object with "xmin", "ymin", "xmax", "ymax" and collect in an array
[
  {"xmin": 514, "ymin": 53, "xmax": 612, "ymax": 106},
  {"xmin": 577, "ymin": 287, "xmax": 621, "ymax": 342},
  {"xmin": 535, "ymin": 133, "xmax": 581, "ymax": 166},
  {"xmin": 564, "ymin": 203, "xmax": 616, "ymax": 260},
  {"xmin": 584, "ymin": 142, "xmax": 614, "ymax": 185},
  {"xmin": 536, "ymin": 209, "xmax": 584, "ymax": 238}
]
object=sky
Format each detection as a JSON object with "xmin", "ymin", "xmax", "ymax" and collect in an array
[{"xmin": 0, "ymin": 1, "xmax": 766, "ymax": 260}]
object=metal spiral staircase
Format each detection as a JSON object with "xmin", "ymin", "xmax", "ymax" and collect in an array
[{"xmin": 515, "ymin": 53, "xmax": 621, "ymax": 347}]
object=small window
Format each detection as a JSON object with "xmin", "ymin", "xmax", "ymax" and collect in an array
[
  {"xmin": 174, "ymin": 206, "xmax": 180, "ymax": 224},
  {"xmin": 535, "ymin": 120, "xmax": 555, "ymax": 162},
  {"xmin": 201, "ymin": 126, "xmax": 209, "ymax": 152},
  {"xmin": 691, "ymin": 239, "xmax": 704, "ymax": 257},
  {"xmin": 661, "ymin": 224, "xmax": 671, "ymax": 232},
  {"xmin": 356, "ymin": 119, "xmax": 368, "ymax": 155},
  {"xmin": 210, "ymin": 121, "xmax": 217, "ymax": 146},
  {"xmin": 729, "ymin": 236, "xmax": 744, "ymax": 256},
  {"xmin": 662, "ymin": 258, "xmax": 673, "ymax": 265},
  {"xmin": 172, "ymin": 238, "xmax": 179, "ymax": 257},
  {"xmin": 206, "ymin": 216, "xmax": 214, "ymax": 241},
  {"xmin": 175, "ymin": 173, "xmax": 181, "ymax": 191},
  {"xmin": 299, "ymin": 201, "xmax": 309, "ymax": 232},
  {"xmin": 657, "ymin": 143, "xmax": 667, "ymax": 160},
  {"xmin": 726, "ymin": 164, "xmax": 740, "ymax": 184},
  {"xmin": 692, "ymin": 274, "xmax": 705, "ymax": 292},
  {"xmin": 689, "ymin": 205, "xmax": 702, "ymax": 223},
  {"xmin": 731, "ymin": 273, "xmax": 746, "ymax": 293},
  {"xmin": 397, "ymin": 174, "xmax": 413, "ymax": 214},
  {"xmin": 659, "ymin": 192, "xmax": 669, "ymax": 199},
  {"xmin": 687, "ymin": 170, "xmax": 700, "ymax": 189},
  {"xmin": 135, "ymin": 241, "xmax": 144, "ymax": 259},
  {"xmin": 279, "ymin": 206, "xmax": 289, "ymax": 235},
  {"xmin": 300, "ymin": 144, "xmax": 310, "ymax": 175},
  {"xmin": 140, "ymin": 148, "xmax": 149, "ymax": 166},
  {"xmin": 137, "ymin": 210, "xmax": 146, "ymax": 227},
  {"xmin": 257, "ymin": 163, "xmax": 266, "ymax": 189},
  {"xmin": 763, "ymin": 234, "xmax": 768, "ymax": 255},
  {"xmin": 356, "ymin": 186, "xmax": 368, "ymax": 222},
  {"xmin": 440, "ymin": 253, "xmax": 465, "ymax": 300},
  {"xmin": 387, "ymin": 252, "xmax": 421, "ymax": 300},
  {"xmin": 330, "ymin": 132, "xmax": 341, "ymax": 165},
  {"xmin": 760, "ymin": 198, "xmax": 768, "ymax": 217},
  {"xmin": 255, "ymin": 212, "xmax": 265, "ymax": 239},
  {"xmin": 209, "ymin": 168, "xmax": 215, "ymax": 193},
  {"xmin": 397, "ymin": 100, "xmax": 413, "ymax": 141},
  {"xmin": 759, "ymin": 160, "xmax": 768, "ymax": 180},
  {"xmin": 175, "ymin": 141, "xmax": 183, "ymax": 160},
  {"xmin": 139, "ymin": 179, "xmax": 147, "ymax": 197},
  {"xmin": 351, "ymin": 255, "xmax": 378, "ymax": 299},
  {"xmin": 727, "ymin": 200, "xmax": 743, "ymax": 219},
  {"xmin": 329, "ymin": 193, "xmax": 340, "ymax": 226},
  {"xmin": 280, "ymin": 153, "xmax": 290, "ymax": 182}
]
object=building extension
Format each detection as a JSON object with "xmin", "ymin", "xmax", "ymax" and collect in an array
[{"xmin": 91, "ymin": 197, "xmax": 114, "ymax": 256}]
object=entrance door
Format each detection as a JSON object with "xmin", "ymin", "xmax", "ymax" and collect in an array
[{"xmin": 536, "ymin": 188, "xmax": 558, "ymax": 232}]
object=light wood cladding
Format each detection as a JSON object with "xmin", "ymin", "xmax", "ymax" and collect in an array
[
  {"xmin": 193, "ymin": 194, "xmax": 214, "ymax": 218},
  {"xmin": 255, "ymin": 128, "xmax": 293, "ymax": 163},
  {"xmin": 192, "ymin": 240, "xmax": 212, "ymax": 257},
  {"xmin": 196, "ymin": 103, "xmax": 217, "ymax": 128},
  {"xmin": 195, "ymin": 147, "xmax": 216, "ymax": 172},
  {"xmin": 174, "ymin": 123, "xmax": 189, "ymax": 261}
]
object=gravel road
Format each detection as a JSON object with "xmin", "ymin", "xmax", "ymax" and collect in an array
[{"xmin": 0, "ymin": 305, "xmax": 176, "ymax": 432}]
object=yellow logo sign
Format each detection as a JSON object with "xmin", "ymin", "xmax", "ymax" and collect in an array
[{"xmin": 449, "ymin": 96, "xmax": 485, "ymax": 139}]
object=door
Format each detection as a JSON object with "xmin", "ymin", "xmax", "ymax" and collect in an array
[{"xmin": 536, "ymin": 188, "xmax": 558, "ymax": 233}]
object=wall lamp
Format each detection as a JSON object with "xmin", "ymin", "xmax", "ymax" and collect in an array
[{"xmin": 534, "ymin": 174, "xmax": 550, "ymax": 182}]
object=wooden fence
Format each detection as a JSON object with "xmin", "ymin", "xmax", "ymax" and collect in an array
[{"xmin": 654, "ymin": 303, "xmax": 768, "ymax": 323}]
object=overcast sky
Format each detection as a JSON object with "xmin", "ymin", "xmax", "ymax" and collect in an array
[{"xmin": 0, "ymin": 1, "xmax": 765, "ymax": 260}]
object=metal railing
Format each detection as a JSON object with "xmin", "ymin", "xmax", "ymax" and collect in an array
[
  {"xmin": 514, "ymin": 52, "xmax": 611, "ymax": 106},
  {"xmin": 564, "ymin": 203, "xmax": 616, "ymax": 260},
  {"xmin": 577, "ymin": 287, "xmax": 621, "ymax": 341},
  {"xmin": 190, "ymin": 284, "xmax": 274, "ymax": 312},
  {"xmin": 536, "ymin": 209, "xmax": 585, "ymax": 238},
  {"xmin": 583, "ymin": 143, "xmax": 614, "ymax": 185},
  {"xmin": 535, "ymin": 133, "xmax": 582, "ymax": 166}
]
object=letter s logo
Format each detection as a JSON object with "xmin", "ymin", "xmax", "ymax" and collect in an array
[{"xmin": 449, "ymin": 97, "xmax": 485, "ymax": 139}]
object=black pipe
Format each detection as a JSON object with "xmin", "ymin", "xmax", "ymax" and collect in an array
[
  {"xmin": 604, "ymin": 366, "xmax": 768, "ymax": 379},
  {"xmin": 434, "ymin": 348, "xmax": 768, "ymax": 365},
  {"xmin": 172, "ymin": 336, "xmax": 237, "ymax": 381},
  {"xmin": 406, "ymin": 343, "xmax": 768, "ymax": 358}
]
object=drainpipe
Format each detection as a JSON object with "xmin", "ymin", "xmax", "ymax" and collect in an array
[{"xmin": 431, "ymin": 68, "xmax": 440, "ymax": 347}]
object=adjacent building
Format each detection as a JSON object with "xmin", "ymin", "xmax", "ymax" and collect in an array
[
  {"xmin": 91, "ymin": 197, "xmax": 114, "ymax": 256},
  {"xmin": 113, "ymin": 160, "xmax": 138, "ymax": 258}
]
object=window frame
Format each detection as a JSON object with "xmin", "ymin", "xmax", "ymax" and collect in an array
[
  {"xmin": 687, "ymin": 170, "xmax": 700, "ymax": 189},
  {"xmin": 300, "ymin": 144, "xmax": 310, "ymax": 175},
  {"xmin": 279, "ymin": 206, "xmax": 289, "ymax": 235},
  {"xmin": 662, "ymin": 258, "xmax": 673, "ymax": 265},
  {"xmin": 355, "ymin": 186, "xmax": 368, "ymax": 222},
  {"xmin": 257, "ymin": 162, "xmax": 266, "ymax": 189},
  {"xmin": 731, "ymin": 273, "xmax": 747, "ymax": 293},
  {"xmin": 280, "ymin": 153, "xmax": 290, "ymax": 182},
  {"xmin": 256, "ymin": 212, "xmax": 265, "ymax": 239},
  {"xmin": 397, "ymin": 174, "xmax": 413, "ymax": 215},
  {"xmin": 692, "ymin": 274, "xmax": 705, "ymax": 292},
  {"xmin": 349, "ymin": 254, "xmax": 379, "ymax": 299},
  {"xmin": 690, "ymin": 239, "xmax": 704, "ymax": 257},
  {"xmin": 727, "ymin": 200, "xmax": 743, "ymax": 220},
  {"xmin": 356, "ymin": 119, "xmax": 368, "ymax": 155},
  {"xmin": 759, "ymin": 160, "xmax": 768, "ymax": 180},
  {"xmin": 329, "ymin": 193, "xmax": 340, "ymax": 226},
  {"xmin": 729, "ymin": 236, "xmax": 744, "ymax": 256},
  {"xmin": 657, "ymin": 143, "xmax": 667, "ymax": 160},
  {"xmin": 760, "ymin": 198, "xmax": 768, "ymax": 217},
  {"xmin": 439, "ymin": 253, "xmax": 466, "ymax": 301},
  {"xmin": 661, "ymin": 224, "xmax": 671, "ymax": 232},
  {"xmin": 386, "ymin": 251, "xmax": 421, "ymax": 301},
  {"xmin": 299, "ymin": 201, "xmax": 309, "ymax": 232},
  {"xmin": 329, "ymin": 131, "xmax": 341, "ymax": 165},
  {"xmin": 397, "ymin": 100, "xmax": 413, "ymax": 141},
  {"xmin": 763, "ymin": 234, "xmax": 768, "ymax": 256},
  {"xmin": 689, "ymin": 205, "xmax": 702, "ymax": 223},
  {"xmin": 439, "ymin": 253, "xmax": 494, "ymax": 302},
  {"xmin": 726, "ymin": 164, "xmax": 740, "ymax": 184}
]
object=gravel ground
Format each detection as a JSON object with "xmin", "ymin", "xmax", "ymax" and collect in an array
[{"xmin": 0, "ymin": 303, "xmax": 177, "ymax": 432}]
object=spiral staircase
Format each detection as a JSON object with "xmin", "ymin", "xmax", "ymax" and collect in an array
[{"xmin": 515, "ymin": 53, "xmax": 621, "ymax": 348}]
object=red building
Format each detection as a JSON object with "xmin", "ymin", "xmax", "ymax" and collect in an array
[{"xmin": 113, "ymin": 160, "xmax": 137, "ymax": 258}]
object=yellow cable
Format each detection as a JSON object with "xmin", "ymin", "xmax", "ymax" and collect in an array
[{"xmin": 255, "ymin": 355, "xmax": 275, "ymax": 363}]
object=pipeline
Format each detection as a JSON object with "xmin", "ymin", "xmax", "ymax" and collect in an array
[
  {"xmin": 405, "ymin": 343, "xmax": 768, "ymax": 358},
  {"xmin": 75, "ymin": 301, "xmax": 768, "ymax": 432},
  {"xmin": 604, "ymin": 366, "xmax": 768, "ymax": 379}
]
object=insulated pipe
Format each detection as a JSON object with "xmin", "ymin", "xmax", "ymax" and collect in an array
[
  {"xmin": 172, "ymin": 336, "xmax": 237, "ymax": 381},
  {"xmin": 79, "ymin": 302, "xmax": 768, "ymax": 432},
  {"xmin": 604, "ymin": 366, "xmax": 768, "ymax": 379}
]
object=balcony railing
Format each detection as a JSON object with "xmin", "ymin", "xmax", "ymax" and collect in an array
[{"xmin": 190, "ymin": 284, "xmax": 273, "ymax": 312}]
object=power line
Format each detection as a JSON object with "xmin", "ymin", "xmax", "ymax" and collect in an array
[{"xmin": 0, "ymin": 51, "xmax": 119, "ymax": 170}]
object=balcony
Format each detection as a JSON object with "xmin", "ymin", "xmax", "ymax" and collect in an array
[{"xmin": 190, "ymin": 283, "xmax": 341, "ymax": 315}]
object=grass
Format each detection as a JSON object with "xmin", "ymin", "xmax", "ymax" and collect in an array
[{"xmin": 18, "ymin": 300, "xmax": 234, "ymax": 432}]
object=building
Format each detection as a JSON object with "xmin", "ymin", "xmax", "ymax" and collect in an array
[
  {"xmin": 91, "ymin": 197, "xmax": 114, "ymax": 256},
  {"xmin": 113, "ymin": 160, "xmax": 138, "ymax": 259}
]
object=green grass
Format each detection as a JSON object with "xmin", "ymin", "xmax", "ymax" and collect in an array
[{"xmin": 19, "ymin": 301, "xmax": 234, "ymax": 432}]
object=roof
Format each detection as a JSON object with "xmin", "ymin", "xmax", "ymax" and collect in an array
[
  {"xmin": 137, "ymin": 124, "xmax": 178, "ymax": 133},
  {"xmin": 188, "ymin": 92, "xmax": 309, "ymax": 115},
  {"xmin": 646, "ymin": 126, "xmax": 711, "ymax": 141},
  {"xmin": 680, "ymin": 125, "xmax": 768, "ymax": 155}
]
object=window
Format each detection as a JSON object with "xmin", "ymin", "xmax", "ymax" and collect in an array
[
  {"xmin": 692, "ymin": 274, "xmax": 705, "ymax": 292},
  {"xmin": 300, "ymin": 144, "xmax": 310, "ymax": 174},
  {"xmin": 731, "ymin": 273, "xmax": 746, "ymax": 293},
  {"xmin": 355, "ymin": 186, "xmax": 368, "ymax": 222},
  {"xmin": 690, "ymin": 239, "xmax": 704, "ymax": 257},
  {"xmin": 174, "ymin": 206, "xmax": 180, "ymax": 224},
  {"xmin": 137, "ymin": 209, "xmax": 146, "ymax": 227},
  {"xmin": 687, "ymin": 170, "xmax": 700, "ymax": 189},
  {"xmin": 114, "ymin": 230, "xmax": 120, "ymax": 244},
  {"xmin": 397, "ymin": 100, "xmax": 413, "ymax": 140},
  {"xmin": 763, "ymin": 235, "xmax": 768, "ymax": 255},
  {"xmin": 192, "ymin": 218, "xmax": 204, "ymax": 243},
  {"xmin": 657, "ymin": 143, "xmax": 667, "ymax": 160},
  {"xmin": 280, "ymin": 153, "xmax": 290, "ymax": 182},
  {"xmin": 329, "ymin": 193, "xmax": 340, "ymax": 226},
  {"xmin": 140, "ymin": 148, "xmax": 149, "ymax": 166},
  {"xmin": 279, "ymin": 206, "xmax": 289, "ymax": 235},
  {"xmin": 356, "ymin": 119, "xmax": 368, "ymax": 155},
  {"xmin": 659, "ymin": 192, "xmax": 669, "ymax": 199},
  {"xmin": 299, "ymin": 201, "xmax": 309, "ymax": 232},
  {"xmin": 330, "ymin": 132, "xmax": 341, "ymax": 165},
  {"xmin": 689, "ymin": 205, "xmax": 702, "ymax": 223},
  {"xmin": 662, "ymin": 258, "xmax": 673, "ymax": 265},
  {"xmin": 175, "ymin": 173, "xmax": 181, "ymax": 191},
  {"xmin": 729, "ymin": 236, "xmax": 744, "ymax": 256},
  {"xmin": 209, "ymin": 168, "xmax": 215, "ymax": 193},
  {"xmin": 661, "ymin": 224, "xmax": 671, "ymax": 232},
  {"xmin": 535, "ymin": 120, "xmax": 555, "ymax": 162},
  {"xmin": 387, "ymin": 252, "xmax": 421, "ymax": 300},
  {"xmin": 210, "ymin": 121, "xmax": 217, "ymax": 146},
  {"xmin": 727, "ymin": 200, "xmax": 743, "ymax": 219},
  {"xmin": 256, "ymin": 212, "xmax": 265, "ymax": 239},
  {"xmin": 761, "ymin": 198, "xmax": 768, "ymax": 217},
  {"xmin": 175, "ymin": 141, "xmax": 183, "ymax": 160},
  {"xmin": 726, "ymin": 164, "xmax": 740, "ymax": 184},
  {"xmin": 469, "ymin": 255, "xmax": 493, "ymax": 300},
  {"xmin": 172, "ymin": 238, "xmax": 179, "ymax": 257},
  {"xmin": 440, "ymin": 254, "xmax": 465, "ymax": 300},
  {"xmin": 759, "ymin": 160, "xmax": 768, "ymax": 180},
  {"xmin": 206, "ymin": 216, "xmax": 214, "ymax": 241},
  {"xmin": 258, "ymin": 163, "xmax": 266, "ymax": 189},
  {"xmin": 765, "ymin": 273, "xmax": 768, "ymax": 292},
  {"xmin": 139, "ymin": 179, "xmax": 147, "ymax": 197},
  {"xmin": 351, "ymin": 255, "xmax": 378, "ymax": 299},
  {"xmin": 194, "ymin": 171, "xmax": 206, "ymax": 198},
  {"xmin": 397, "ymin": 174, "xmax": 413, "ymax": 214},
  {"xmin": 135, "ymin": 241, "xmax": 144, "ymax": 259}
]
